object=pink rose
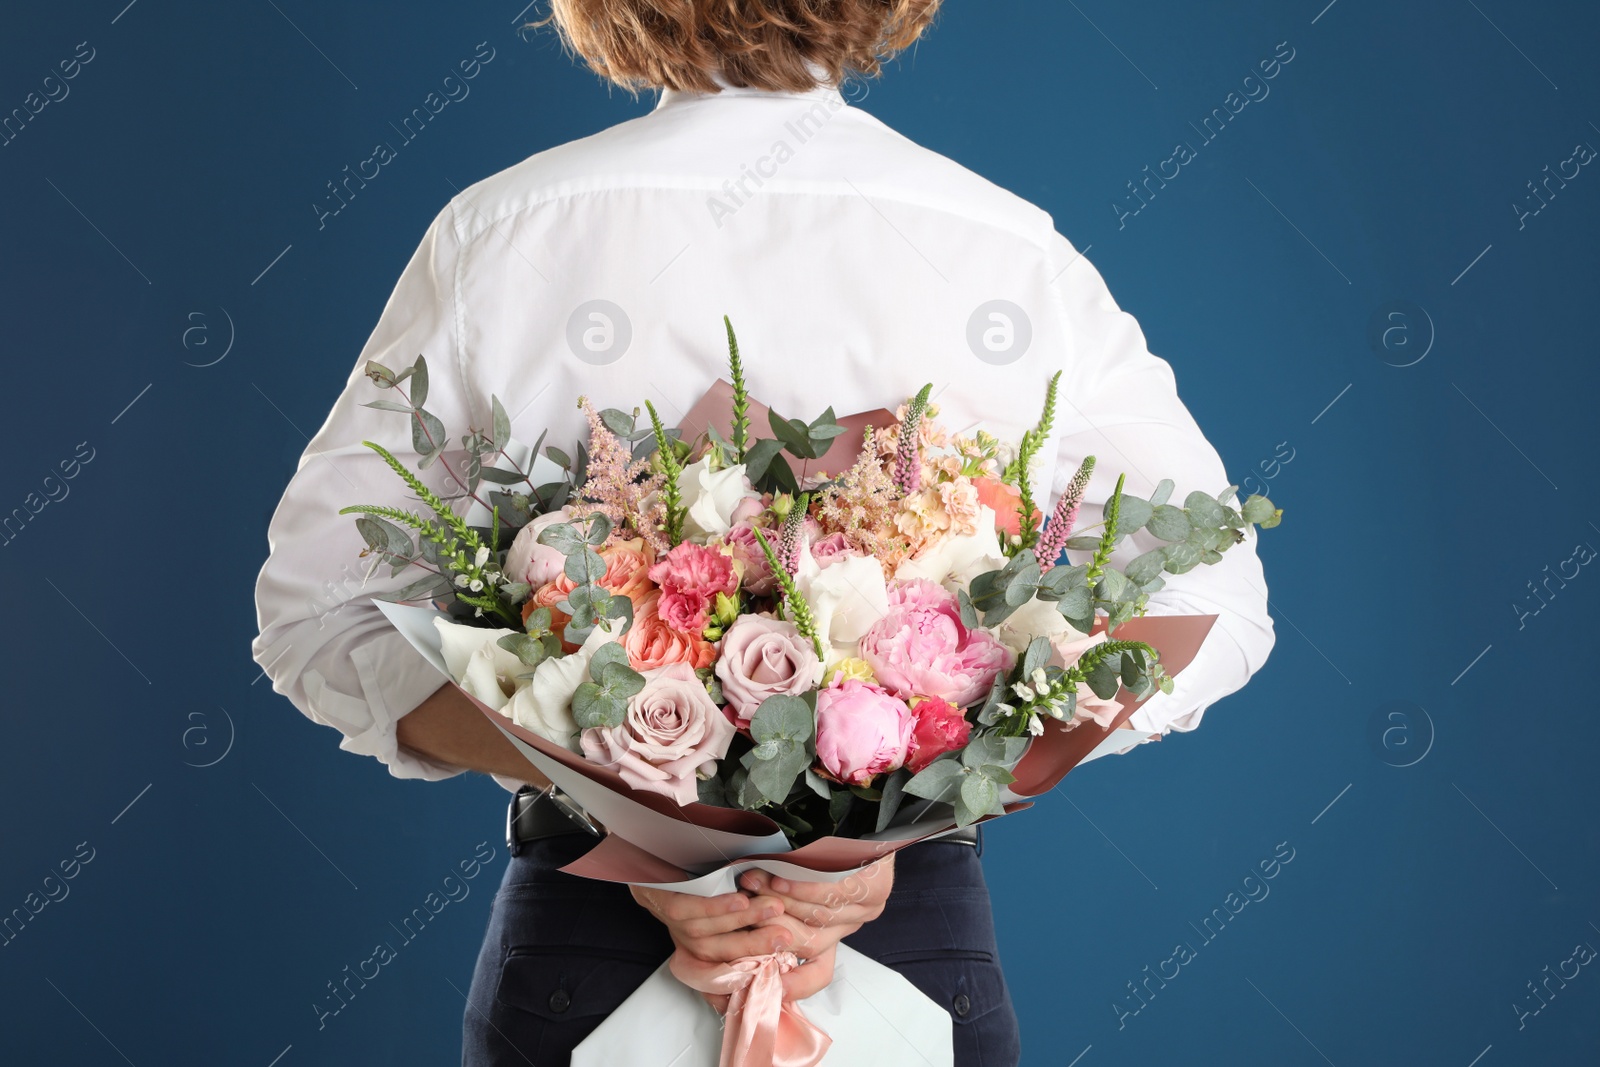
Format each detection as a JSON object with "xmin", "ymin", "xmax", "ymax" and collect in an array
[
  {"xmin": 859, "ymin": 579, "xmax": 1015, "ymax": 707},
  {"xmin": 905, "ymin": 697, "xmax": 972, "ymax": 772},
  {"xmin": 647, "ymin": 542, "xmax": 738, "ymax": 633},
  {"xmin": 808, "ymin": 532, "xmax": 858, "ymax": 570},
  {"xmin": 579, "ymin": 661, "xmax": 735, "ymax": 805},
  {"xmin": 1050, "ymin": 630, "xmax": 1123, "ymax": 728},
  {"xmin": 714, "ymin": 614, "xmax": 821, "ymax": 727},
  {"xmin": 504, "ymin": 507, "xmax": 573, "ymax": 588},
  {"xmin": 729, "ymin": 495, "xmax": 767, "ymax": 526},
  {"xmin": 814, "ymin": 680, "xmax": 914, "ymax": 786},
  {"xmin": 725, "ymin": 522, "xmax": 779, "ymax": 595}
]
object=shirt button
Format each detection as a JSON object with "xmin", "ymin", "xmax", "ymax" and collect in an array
[
  {"xmin": 549, "ymin": 989, "xmax": 571, "ymax": 1014},
  {"xmin": 953, "ymin": 993, "xmax": 971, "ymax": 1017}
]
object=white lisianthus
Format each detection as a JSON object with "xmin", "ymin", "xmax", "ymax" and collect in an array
[
  {"xmin": 433, "ymin": 619, "xmax": 525, "ymax": 712},
  {"xmin": 678, "ymin": 458, "xmax": 759, "ymax": 540},
  {"xmin": 505, "ymin": 625, "xmax": 620, "ymax": 752},
  {"xmin": 794, "ymin": 544, "xmax": 890, "ymax": 664},
  {"xmin": 893, "ymin": 505, "xmax": 1007, "ymax": 589}
]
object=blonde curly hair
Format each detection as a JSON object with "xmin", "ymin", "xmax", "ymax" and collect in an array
[{"xmin": 536, "ymin": 0, "xmax": 942, "ymax": 94}]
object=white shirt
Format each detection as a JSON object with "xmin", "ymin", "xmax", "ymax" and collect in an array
[{"xmin": 250, "ymin": 78, "xmax": 1275, "ymax": 783}]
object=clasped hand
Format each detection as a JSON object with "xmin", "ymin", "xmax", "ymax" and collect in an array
[{"xmin": 631, "ymin": 854, "xmax": 895, "ymax": 1005}]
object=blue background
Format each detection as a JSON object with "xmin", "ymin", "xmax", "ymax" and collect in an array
[{"xmin": 3, "ymin": 1, "xmax": 1597, "ymax": 1064}]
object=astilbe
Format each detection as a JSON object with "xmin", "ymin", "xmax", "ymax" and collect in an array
[
  {"xmin": 1036, "ymin": 456, "xmax": 1096, "ymax": 572},
  {"xmin": 575, "ymin": 397, "xmax": 667, "ymax": 552},
  {"xmin": 814, "ymin": 428, "xmax": 912, "ymax": 575}
]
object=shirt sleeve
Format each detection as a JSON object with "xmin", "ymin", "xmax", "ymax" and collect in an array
[
  {"xmin": 250, "ymin": 203, "xmax": 471, "ymax": 781},
  {"xmin": 1043, "ymin": 229, "xmax": 1276, "ymax": 743}
]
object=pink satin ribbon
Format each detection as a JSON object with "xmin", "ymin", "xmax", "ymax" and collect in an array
[{"xmin": 669, "ymin": 949, "xmax": 832, "ymax": 1067}]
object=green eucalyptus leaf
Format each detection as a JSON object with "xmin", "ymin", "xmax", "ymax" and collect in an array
[
  {"xmin": 1148, "ymin": 505, "xmax": 1191, "ymax": 543},
  {"xmin": 588, "ymin": 642, "xmax": 631, "ymax": 679},
  {"xmin": 600, "ymin": 408, "xmax": 636, "ymax": 438},
  {"xmin": 411, "ymin": 408, "xmax": 448, "ymax": 458},
  {"xmin": 875, "ymin": 769, "xmax": 912, "ymax": 832},
  {"xmin": 1117, "ymin": 496, "xmax": 1153, "ymax": 532},
  {"xmin": 750, "ymin": 694, "xmax": 814, "ymax": 744},
  {"xmin": 478, "ymin": 467, "xmax": 525, "ymax": 485},
  {"xmin": 565, "ymin": 546, "xmax": 607, "ymax": 585},
  {"xmin": 545, "ymin": 446, "xmax": 573, "ymax": 470},
  {"xmin": 1125, "ymin": 549, "xmax": 1166, "ymax": 585},
  {"xmin": 1063, "ymin": 534, "xmax": 1105, "ymax": 551},
  {"xmin": 409, "ymin": 358, "xmax": 430, "ymax": 407},
  {"xmin": 956, "ymin": 588, "xmax": 980, "ymax": 628},
  {"xmin": 1240, "ymin": 495, "xmax": 1277, "ymax": 524},
  {"xmin": 571, "ymin": 681, "xmax": 626, "ymax": 729},
  {"xmin": 491, "ymin": 395, "xmax": 510, "ymax": 451},
  {"xmin": 1149, "ymin": 479, "xmax": 1175, "ymax": 507},
  {"xmin": 497, "ymin": 633, "xmax": 551, "ymax": 669},
  {"xmin": 1183, "ymin": 490, "xmax": 1225, "ymax": 528},
  {"xmin": 1162, "ymin": 541, "xmax": 1203, "ymax": 574},
  {"xmin": 804, "ymin": 768, "xmax": 832, "ymax": 800},
  {"xmin": 905, "ymin": 758, "xmax": 964, "ymax": 803},
  {"xmin": 742, "ymin": 437, "xmax": 785, "ymax": 484}
]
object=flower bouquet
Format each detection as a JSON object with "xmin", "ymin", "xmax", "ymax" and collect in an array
[{"xmin": 343, "ymin": 318, "xmax": 1279, "ymax": 1065}]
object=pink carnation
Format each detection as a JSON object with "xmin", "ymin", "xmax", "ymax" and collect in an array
[
  {"xmin": 647, "ymin": 542, "xmax": 738, "ymax": 633},
  {"xmin": 814, "ymin": 680, "xmax": 914, "ymax": 786},
  {"xmin": 859, "ymin": 578, "xmax": 1015, "ymax": 707},
  {"xmin": 905, "ymin": 698, "xmax": 972, "ymax": 772}
]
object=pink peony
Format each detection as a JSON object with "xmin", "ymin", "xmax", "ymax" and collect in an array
[
  {"xmin": 580, "ymin": 661, "xmax": 735, "ymax": 805},
  {"xmin": 808, "ymin": 532, "xmax": 859, "ymax": 570},
  {"xmin": 503, "ymin": 507, "xmax": 573, "ymax": 589},
  {"xmin": 714, "ymin": 614, "xmax": 821, "ymax": 727},
  {"xmin": 814, "ymin": 680, "xmax": 914, "ymax": 786},
  {"xmin": 859, "ymin": 579, "xmax": 1015, "ymax": 707},
  {"xmin": 647, "ymin": 542, "xmax": 738, "ymax": 633},
  {"xmin": 905, "ymin": 697, "xmax": 972, "ymax": 772},
  {"xmin": 725, "ymin": 522, "xmax": 779, "ymax": 595}
]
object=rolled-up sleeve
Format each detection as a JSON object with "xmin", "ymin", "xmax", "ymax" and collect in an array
[
  {"xmin": 250, "ymin": 203, "xmax": 469, "ymax": 781},
  {"xmin": 1044, "ymin": 230, "xmax": 1275, "ymax": 742}
]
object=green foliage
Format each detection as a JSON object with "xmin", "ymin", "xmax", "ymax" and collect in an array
[
  {"xmin": 740, "ymin": 694, "xmax": 815, "ymax": 805},
  {"xmin": 750, "ymin": 527, "xmax": 825, "ymax": 661}
]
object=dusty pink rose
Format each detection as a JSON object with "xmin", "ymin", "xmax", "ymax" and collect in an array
[
  {"xmin": 714, "ymin": 614, "xmax": 821, "ymax": 727},
  {"xmin": 808, "ymin": 532, "xmax": 859, "ymax": 570},
  {"xmin": 730, "ymin": 495, "xmax": 767, "ymax": 526},
  {"xmin": 859, "ymin": 579, "xmax": 1015, "ymax": 707},
  {"xmin": 580, "ymin": 661, "xmax": 735, "ymax": 804},
  {"xmin": 725, "ymin": 522, "xmax": 778, "ymax": 595},
  {"xmin": 814, "ymin": 680, "xmax": 914, "ymax": 786},
  {"xmin": 504, "ymin": 507, "xmax": 573, "ymax": 588},
  {"xmin": 647, "ymin": 542, "xmax": 738, "ymax": 633},
  {"xmin": 905, "ymin": 697, "xmax": 972, "ymax": 772},
  {"xmin": 1050, "ymin": 630, "xmax": 1123, "ymax": 728}
]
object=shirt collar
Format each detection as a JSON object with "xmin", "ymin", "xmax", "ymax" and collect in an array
[{"xmin": 653, "ymin": 63, "xmax": 845, "ymax": 112}]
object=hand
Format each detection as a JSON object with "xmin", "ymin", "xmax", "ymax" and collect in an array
[
  {"xmin": 738, "ymin": 853, "xmax": 896, "ymax": 965},
  {"xmin": 630, "ymin": 885, "xmax": 794, "ymax": 963}
]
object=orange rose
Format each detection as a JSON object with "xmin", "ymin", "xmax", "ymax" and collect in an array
[
  {"xmin": 973, "ymin": 475, "xmax": 1040, "ymax": 539},
  {"xmin": 525, "ymin": 538, "xmax": 657, "ymax": 651},
  {"xmin": 624, "ymin": 591, "xmax": 716, "ymax": 671}
]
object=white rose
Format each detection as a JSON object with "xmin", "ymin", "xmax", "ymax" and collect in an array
[
  {"xmin": 894, "ymin": 505, "xmax": 1007, "ymax": 589},
  {"xmin": 505, "ymin": 624, "xmax": 619, "ymax": 752},
  {"xmin": 678, "ymin": 458, "xmax": 759, "ymax": 541},
  {"xmin": 795, "ymin": 545, "xmax": 890, "ymax": 664},
  {"xmin": 433, "ymin": 619, "xmax": 526, "ymax": 712}
]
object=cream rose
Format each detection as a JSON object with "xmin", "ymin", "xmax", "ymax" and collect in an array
[{"xmin": 579, "ymin": 661, "xmax": 735, "ymax": 804}]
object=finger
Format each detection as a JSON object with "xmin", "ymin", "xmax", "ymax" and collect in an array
[
  {"xmin": 646, "ymin": 889, "xmax": 754, "ymax": 924},
  {"xmin": 676, "ymin": 895, "xmax": 786, "ymax": 939},
  {"xmin": 766, "ymin": 895, "xmax": 868, "ymax": 929},
  {"xmin": 781, "ymin": 948, "xmax": 837, "ymax": 1001},
  {"xmin": 683, "ymin": 924, "xmax": 795, "ymax": 963}
]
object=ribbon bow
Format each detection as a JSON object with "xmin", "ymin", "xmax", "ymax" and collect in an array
[{"xmin": 669, "ymin": 949, "xmax": 832, "ymax": 1067}]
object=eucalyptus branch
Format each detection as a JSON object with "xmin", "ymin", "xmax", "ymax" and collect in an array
[
  {"xmin": 645, "ymin": 400, "xmax": 685, "ymax": 546},
  {"xmin": 725, "ymin": 315, "xmax": 750, "ymax": 462},
  {"xmin": 393, "ymin": 382, "xmax": 493, "ymax": 515},
  {"xmin": 751, "ymin": 527, "xmax": 825, "ymax": 661}
]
